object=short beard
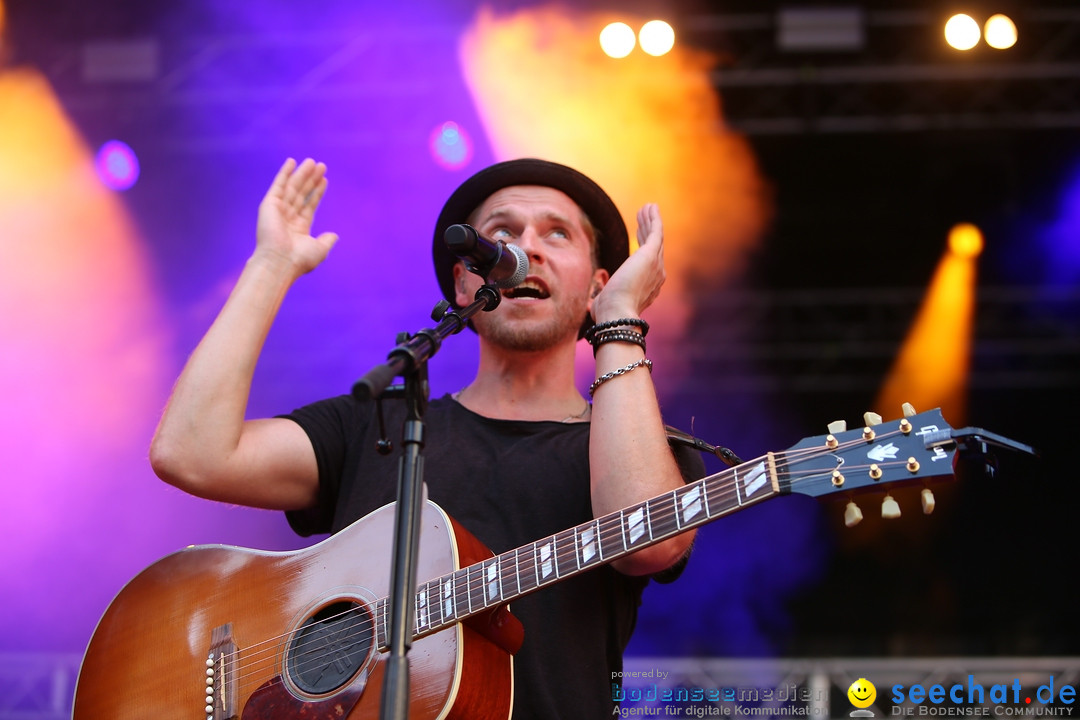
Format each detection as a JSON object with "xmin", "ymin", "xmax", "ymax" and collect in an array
[{"xmin": 474, "ymin": 298, "xmax": 587, "ymax": 352}]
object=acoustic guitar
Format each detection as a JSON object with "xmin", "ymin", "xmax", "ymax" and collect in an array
[{"xmin": 73, "ymin": 407, "xmax": 995, "ymax": 720}]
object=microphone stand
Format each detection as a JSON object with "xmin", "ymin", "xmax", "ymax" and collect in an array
[{"xmin": 351, "ymin": 283, "xmax": 502, "ymax": 720}]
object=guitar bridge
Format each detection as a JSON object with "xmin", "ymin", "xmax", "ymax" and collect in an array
[{"xmin": 207, "ymin": 623, "xmax": 238, "ymax": 720}]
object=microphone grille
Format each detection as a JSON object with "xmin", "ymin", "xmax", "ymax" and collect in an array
[{"xmin": 495, "ymin": 243, "xmax": 529, "ymax": 289}]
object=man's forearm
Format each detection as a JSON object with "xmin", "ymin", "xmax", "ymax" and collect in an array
[
  {"xmin": 150, "ymin": 253, "xmax": 297, "ymax": 491},
  {"xmin": 589, "ymin": 336, "xmax": 696, "ymax": 576}
]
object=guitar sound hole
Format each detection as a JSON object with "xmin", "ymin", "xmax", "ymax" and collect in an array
[{"xmin": 286, "ymin": 600, "xmax": 374, "ymax": 696}]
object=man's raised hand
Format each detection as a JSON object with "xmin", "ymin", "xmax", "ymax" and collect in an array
[
  {"xmin": 591, "ymin": 202, "xmax": 666, "ymax": 323},
  {"xmin": 256, "ymin": 158, "xmax": 339, "ymax": 277}
]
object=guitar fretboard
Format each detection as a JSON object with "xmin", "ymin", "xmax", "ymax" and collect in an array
[{"xmin": 372, "ymin": 453, "xmax": 782, "ymax": 650}]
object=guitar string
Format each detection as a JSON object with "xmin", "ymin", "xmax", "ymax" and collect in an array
[
  {"xmin": 217, "ymin": 456, "xmax": 768, "ymax": 687},
  {"xmin": 224, "ymin": 431, "xmax": 913, "ymax": 687},
  {"xmin": 220, "ymin": 452, "xmax": 766, "ymax": 682},
  {"xmin": 228, "ymin": 434, "xmax": 914, "ymax": 688},
  {"xmin": 222, "ymin": 429, "xmax": 920, "ymax": 687},
  {"xmin": 233, "ymin": 456, "xmax": 911, "ymax": 692}
]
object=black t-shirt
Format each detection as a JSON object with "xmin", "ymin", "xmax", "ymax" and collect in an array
[{"xmin": 285, "ymin": 393, "xmax": 704, "ymax": 719}]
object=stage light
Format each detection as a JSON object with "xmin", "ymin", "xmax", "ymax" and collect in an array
[
  {"xmin": 600, "ymin": 22, "xmax": 636, "ymax": 58},
  {"xmin": 984, "ymin": 14, "xmax": 1017, "ymax": 50},
  {"xmin": 875, "ymin": 228, "xmax": 979, "ymax": 425},
  {"xmin": 948, "ymin": 222, "xmax": 984, "ymax": 258},
  {"xmin": 639, "ymin": 20, "xmax": 675, "ymax": 57},
  {"xmin": 944, "ymin": 14, "xmax": 980, "ymax": 50},
  {"xmin": 429, "ymin": 121, "xmax": 473, "ymax": 170},
  {"xmin": 1036, "ymin": 161, "xmax": 1080, "ymax": 284},
  {"xmin": 94, "ymin": 140, "xmax": 140, "ymax": 191}
]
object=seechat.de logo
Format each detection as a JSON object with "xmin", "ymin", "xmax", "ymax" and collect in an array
[{"xmin": 850, "ymin": 678, "xmax": 878, "ymax": 718}]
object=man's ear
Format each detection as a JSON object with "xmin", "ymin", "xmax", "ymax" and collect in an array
[
  {"xmin": 452, "ymin": 262, "xmax": 471, "ymax": 307},
  {"xmin": 579, "ymin": 269, "xmax": 610, "ymax": 339},
  {"xmin": 588, "ymin": 269, "xmax": 609, "ymax": 304}
]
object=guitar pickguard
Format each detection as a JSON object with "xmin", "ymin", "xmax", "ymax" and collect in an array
[{"xmin": 242, "ymin": 674, "xmax": 366, "ymax": 720}]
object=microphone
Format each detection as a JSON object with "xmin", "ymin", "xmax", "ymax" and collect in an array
[{"xmin": 443, "ymin": 224, "xmax": 528, "ymax": 289}]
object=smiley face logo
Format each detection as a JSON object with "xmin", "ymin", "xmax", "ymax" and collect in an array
[{"xmin": 848, "ymin": 678, "xmax": 877, "ymax": 709}]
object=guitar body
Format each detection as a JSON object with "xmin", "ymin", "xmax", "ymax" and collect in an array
[{"xmin": 73, "ymin": 501, "xmax": 513, "ymax": 720}]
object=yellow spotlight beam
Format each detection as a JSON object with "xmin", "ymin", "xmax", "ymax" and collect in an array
[
  {"xmin": 459, "ymin": 6, "xmax": 771, "ymax": 388},
  {"xmin": 875, "ymin": 224, "xmax": 982, "ymax": 424}
]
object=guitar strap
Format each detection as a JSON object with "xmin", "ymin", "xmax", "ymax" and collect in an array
[{"xmin": 665, "ymin": 425, "xmax": 744, "ymax": 467}]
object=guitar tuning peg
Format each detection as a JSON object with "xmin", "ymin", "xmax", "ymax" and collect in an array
[
  {"xmin": 921, "ymin": 488, "xmax": 936, "ymax": 514},
  {"xmin": 844, "ymin": 501, "xmax": 863, "ymax": 528},
  {"xmin": 863, "ymin": 411, "xmax": 882, "ymax": 426},
  {"xmin": 881, "ymin": 493, "xmax": 901, "ymax": 519},
  {"xmin": 827, "ymin": 420, "xmax": 847, "ymax": 434},
  {"xmin": 902, "ymin": 402, "xmax": 917, "ymax": 417}
]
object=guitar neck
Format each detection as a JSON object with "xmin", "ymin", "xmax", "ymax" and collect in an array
[{"xmin": 372, "ymin": 453, "xmax": 784, "ymax": 650}]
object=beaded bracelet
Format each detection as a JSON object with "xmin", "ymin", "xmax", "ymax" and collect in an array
[
  {"xmin": 591, "ymin": 329, "xmax": 646, "ymax": 356},
  {"xmin": 584, "ymin": 317, "xmax": 650, "ymax": 344},
  {"xmin": 588, "ymin": 357, "xmax": 653, "ymax": 397}
]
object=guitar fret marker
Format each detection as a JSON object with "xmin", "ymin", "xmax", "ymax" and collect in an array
[
  {"xmin": 417, "ymin": 589, "xmax": 429, "ymax": 629},
  {"xmin": 742, "ymin": 461, "xmax": 768, "ymax": 498},
  {"xmin": 442, "ymin": 578, "xmax": 454, "ymax": 619},
  {"xmin": 579, "ymin": 525, "xmax": 597, "ymax": 565},
  {"xmin": 538, "ymin": 542, "xmax": 554, "ymax": 580},
  {"xmin": 486, "ymin": 561, "xmax": 499, "ymax": 602},
  {"xmin": 626, "ymin": 507, "xmax": 647, "ymax": 544},
  {"xmin": 680, "ymin": 484, "xmax": 703, "ymax": 525}
]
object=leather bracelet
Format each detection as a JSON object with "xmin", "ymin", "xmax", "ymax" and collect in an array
[
  {"xmin": 589, "ymin": 358, "xmax": 653, "ymax": 397},
  {"xmin": 584, "ymin": 317, "xmax": 650, "ymax": 343},
  {"xmin": 591, "ymin": 329, "xmax": 646, "ymax": 356}
]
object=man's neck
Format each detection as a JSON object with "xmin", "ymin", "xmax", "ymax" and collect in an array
[{"xmin": 454, "ymin": 339, "xmax": 590, "ymax": 422}]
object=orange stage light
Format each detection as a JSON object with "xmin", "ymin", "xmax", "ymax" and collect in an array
[
  {"xmin": 875, "ymin": 234, "xmax": 978, "ymax": 425},
  {"xmin": 459, "ymin": 6, "xmax": 771, "ymax": 386}
]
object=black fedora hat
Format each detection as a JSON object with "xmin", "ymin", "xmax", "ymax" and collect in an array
[{"xmin": 432, "ymin": 158, "xmax": 630, "ymax": 325}]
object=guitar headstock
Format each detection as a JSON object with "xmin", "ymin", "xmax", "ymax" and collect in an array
[{"xmin": 780, "ymin": 404, "xmax": 958, "ymax": 527}]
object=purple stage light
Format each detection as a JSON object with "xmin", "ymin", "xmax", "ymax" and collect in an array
[
  {"xmin": 429, "ymin": 121, "xmax": 473, "ymax": 170},
  {"xmin": 1043, "ymin": 164, "xmax": 1080, "ymax": 280},
  {"xmin": 95, "ymin": 140, "xmax": 140, "ymax": 190}
]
